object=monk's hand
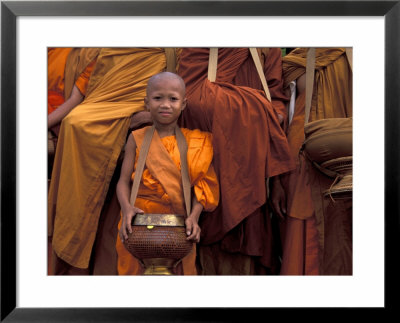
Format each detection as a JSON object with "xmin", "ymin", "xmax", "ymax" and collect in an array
[
  {"xmin": 129, "ymin": 111, "xmax": 152, "ymax": 130},
  {"xmin": 277, "ymin": 113, "xmax": 284, "ymax": 125},
  {"xmin": 269, "ymin": 176, "xmax": 287, "ymax": 221},
  {"xmin": 185, "ymin": 216, "xmax": 201, "ymax": 243},
  {"xmin": 119, "ymin": 206, "xmax": 144, "ymax": 243}
]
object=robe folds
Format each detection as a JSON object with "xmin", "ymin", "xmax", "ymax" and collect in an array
[
  {"xmin": 177, "ymin": 48, "xmax": 295, "ymax": 274},
  {"xmin": 281, "ymin": 48, "xmax": 353, "ymax": 275},
  {"xmin": 48, "ymin": 48, "xmax": 72, "ymax": 115},
  {"xmin": 47, "ymin": 48, "xmax": 98, "ymax": 116},
  {"xmin": 116, "ymin": 127, "xmax": 219, "ymax": 275},
  {"xmin": 48, "ymin": 48, "xmax": 178, "ymax": 269},
  {"xmin": 47, "ymin": 48, "xmax": 99, "ymax": 275}
]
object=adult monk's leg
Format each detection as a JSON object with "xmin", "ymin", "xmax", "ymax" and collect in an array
[
  {"xmin": 49, "ymin": 251, "xmax": 90, "ymax": 275},
  {"xmin": 280, "ymin": 217, "xmax": 305, "ymax": 275}
]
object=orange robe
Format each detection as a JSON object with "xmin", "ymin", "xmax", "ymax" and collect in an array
[
  {"xmin": 177, "ymin": 48, "xmax": 295, "ymax": 274},
  {"xmin": 47, "ymin": 48, "xmax": 98, "ymax": 116},
  {"xmin": 48, "ymin": 48, "xmax": 181, "ymax": 270},
  {"xmin": 281, "ymin": 48, "xmax": 353, "ymax": 275},
  {"xmin": 116, "ymin": 127, "xmax": 219, "ymax": 275},
  {"xmin": 47, "ymin": 48, "xmax": 99, "ymax": 275}
]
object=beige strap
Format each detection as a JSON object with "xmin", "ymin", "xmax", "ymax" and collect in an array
[
  {"xmin": 305, "ymin": 47, "xmax": 316, "ymax": 125},
  {"xmin": 305, "ymin": 47, "xmax": 352, "ymax": 125},
  {"xmin": 175, "ymin": 127, "xmax": 192, "ymax": 217},
  {"xmin": 345, "ymin": 47, "xmax": 353, "ymax": 72},
  {"xmin": 249, "ymin": 48, "xmax": 271, "ymax": 102},
  {"xmin": 208, "ymin": 48, "xmax": 218, "ymax": 82},
  {"xmin": 130, "ymin": 125, "xmax": 155, "ymax": 205},
  {"xmin": 208, "ymin": 47, "xmax": 271, "ymax": 102},
  {"xmin": 130, "ymin": 125, "xmax": 191, "ymax": 218},
  {"xmin": 164, "ymin": 48, "xmax": 177, "ymax": 73}
]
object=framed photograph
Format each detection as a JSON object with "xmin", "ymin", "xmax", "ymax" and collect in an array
[{"xmin": 1, "ymin": 0, "xmax": 398, "ymax": 321}]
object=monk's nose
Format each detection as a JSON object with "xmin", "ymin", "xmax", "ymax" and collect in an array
[{"xmin": 160, "ymin": 99, "xmax": 170, "ymax": 108}]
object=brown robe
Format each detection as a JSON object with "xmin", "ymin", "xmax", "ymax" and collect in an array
[
  {"xmin": 177, "ymin": 48, "xmax": 295, "ymax": 274},
  {"xmin": 281, "ymin": 48, "xmax": 353, "ymax": 275}
]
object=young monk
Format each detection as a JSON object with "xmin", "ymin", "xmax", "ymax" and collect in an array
[
  {"xmin": 49, "ymin": 48, "xmax": 174, "ymax": 275},
  {"xmin": 116, "ymin": 72, "xmax": 220, "ymax": 275}
]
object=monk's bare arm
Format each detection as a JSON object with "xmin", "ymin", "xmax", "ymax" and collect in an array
[
  {"xmin": 185, "ymin": 194, "xmax": 204, "ymax": 243},
  {"xmin": 117, "ymin": 135, "xmax": 136, "ymax": 211},
  {"xmin": 117, "ymin": 135, "xmax": 143, "ymax": 242},
  {"xmin": 48, "ymin": 85, "xmax": 84, "ymax": 129},
  {"xmin": 269, "ymin": 175, "xmax": 287, "ymax": 221}
]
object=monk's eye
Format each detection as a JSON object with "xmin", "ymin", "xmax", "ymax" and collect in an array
[
  {"xmin": 153, "ymin": 96, "xmax": 161, "ymax": 100},
  {"xmin": 170, "ymin": 97, "xmax": 178, "ymax": 101}
]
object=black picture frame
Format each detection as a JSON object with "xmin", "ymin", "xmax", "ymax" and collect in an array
[{"xmin": 1, "ymin": 0, "xmax": 399, "ymax": 321}]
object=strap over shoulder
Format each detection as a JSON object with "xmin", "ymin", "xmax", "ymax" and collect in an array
[
  {"xmin": 305, "ymin": 47, "xmax": 352, "ymax": 125},
  {"xmin": 249, "ymin": 47, "xmax": 271, "ymax": 102},
  {"xmin": 345, "ymin": 47, "xmax": 353, "ymax": 71},
  {"xmin": 130, "ymin": 125, "xmax": 192, "ymax": 218},
  {"xmin": 305, "ymin": 47, "xmax": 316, "ymax": 125},
  {"xmin": 207, "ymin": 47, "xmax": 271, "ymax": 102},
  {"xmin": 164, "ymin": 48, "xmax": 177, "ymax": 73},
  {"xmin": 129, "ymin": 126, "xmax": 155, "ymax": 206},
  {"xmin": 207, "ymin": 48, "xmax": 219, "ymax": 82}
]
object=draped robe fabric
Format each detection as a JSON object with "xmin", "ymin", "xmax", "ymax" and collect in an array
[
  {"xmin": 177, "ymin": 48, "xmax": 295, "ymax": 274},
  {"xmin": 47, "ymin": 48, "xmax": 73, "ymax": 115},
  {"xmin": 281, "ymin": 48, "xmax": 353, "ymax": 275},
  {"xmin": 47, "ymin": 48, "xmax": 99, "ymax": 274},
  {"xmin": 116, "ymin": 127, "xmax": 219, "ymax": 275},
  {"xmin": 48, "ymin": 48, "xmax": 174, "ymax": 270},
  {"xmin": 47, "ymin": 47, "xmax": 99, "ymax": 120}
]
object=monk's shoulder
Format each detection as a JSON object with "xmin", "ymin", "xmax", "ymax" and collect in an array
[{"xmin": 132, "ymin": 126, "xmax": 151, "ymax": 145}]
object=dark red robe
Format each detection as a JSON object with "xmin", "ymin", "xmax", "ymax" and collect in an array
[{"xmin": 178, "ymin": 48, "xmax": 295, "ymax": 273}]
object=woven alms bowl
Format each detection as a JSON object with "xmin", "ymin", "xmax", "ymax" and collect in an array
[{"xmin": 123, "ymin": 213, "xmax": 193, "ymax": 275}]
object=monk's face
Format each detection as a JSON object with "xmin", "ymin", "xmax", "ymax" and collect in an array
[{"xmin": 145, "ymin": 75, "xmax": 187, "ymax": 127}]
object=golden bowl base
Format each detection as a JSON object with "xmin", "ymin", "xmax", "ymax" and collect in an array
[
  {"xmin": 141, "ymin": 258, "xmax": 179, "ymax": 276},
  {"xmin": 143, "ymin": 266, "xmax": 173, "ymax": 275}
]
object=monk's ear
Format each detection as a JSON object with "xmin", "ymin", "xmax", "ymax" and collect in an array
[
  {"xmin": 181, "ymin": 97, "xmax": 187, "ymax": 111},
  {"xmin": 144, "ymin": 97, "xmax": 149, "ymax": 110}
]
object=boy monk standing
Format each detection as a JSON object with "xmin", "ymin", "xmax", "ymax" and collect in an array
[{"xmin": 116, "ymin": 72, "xmax": 219, "ymax": 275}]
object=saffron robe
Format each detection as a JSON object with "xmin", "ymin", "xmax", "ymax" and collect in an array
[
  {"xmin": 48, "ymin": 48, "xmax": 178, "ymax": 269},
  {"xmin": 47, "ymin": 48, "xmax": 99, "ymax": 274},
  {"xmin": 281, "ymin": 48, "xmax": 353, "ymax": 275},
  {"xmin": 116, "ymin": 127, "xmax": 219, "ymax": 275},
  {"xmin": 48, "ymin": 48, "xmax": 72, "ymax": 115},
  {"xmin": 48, "ymin": 47, "xmax": 98, "ymax": 116},
  {"xmin": 177, "ymin": 48, "xmax": 295, "ymax": 274}
]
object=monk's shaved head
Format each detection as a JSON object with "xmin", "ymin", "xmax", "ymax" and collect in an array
[{"xmin": 146, "ymin": 72, "xmax": 186, "ymax": 96}]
